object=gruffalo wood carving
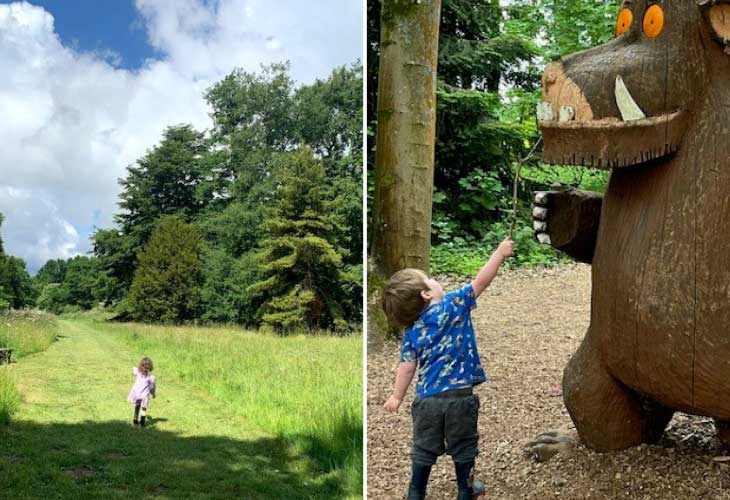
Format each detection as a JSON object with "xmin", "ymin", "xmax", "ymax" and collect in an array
[{"xmin": 532, "ymin": 0, "xmax": 730, "ymax": 451}]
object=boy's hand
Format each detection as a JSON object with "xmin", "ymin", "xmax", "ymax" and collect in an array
[
  {"xmin": 383, "ymin": 395, "xmax": 403, "ymax": 413},
  {"xmin": 498, "ymin": 238, "xmax": 514, "ymax": 258}
]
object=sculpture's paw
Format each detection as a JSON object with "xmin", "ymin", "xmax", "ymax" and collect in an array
[
  {"xmin": 532, "ymin": 191, "xmax": 553, "ymax": 245},
  {"xmin": 524, "ymin": 429, "xmax": 574, "ymax": 463}
]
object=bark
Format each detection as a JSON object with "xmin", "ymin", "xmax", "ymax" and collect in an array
[{"xmin": 372, "ymin": 0, "xmax": 441, "ymax": 277}]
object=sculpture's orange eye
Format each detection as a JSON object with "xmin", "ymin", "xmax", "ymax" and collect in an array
[
  {"xmin": 616, "ymin": 8, "xmax": 633, "ymax": 37},
  {"xmin": 643, "ymin": 4, "xmax": 665, "ymax": 38}
]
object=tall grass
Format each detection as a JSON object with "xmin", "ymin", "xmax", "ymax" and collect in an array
[
  {"xmin": 0, "ymin": 310, "xmax": 59, "ymax": 424},
  {"xmin": 0, "ymin": 369, "xmax": 19, "ymax": 425},
  {"xmin": 95, "ymin": 320, "xmax": 363, "ymax": 496},
  {"xmin": 0, "ymin": 310, "xmax": 59, "ymax": 358}
]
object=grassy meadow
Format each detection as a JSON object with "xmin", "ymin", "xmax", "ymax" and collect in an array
[
  {"xmin": 0, "ymin": 368, "xmax": 19, "ymax": 425},
  {"xmin": 99, "ymin": 320, "xmax": 364, "ymax": 494},
  {"xmin": 0, "ymin": 311, "xmax": 59, "ymax": 424},
  {"xmin": 0, "ymin": 312, "xmax": 362, "ymax": 499},
  {"xmin": 0, "ymin": 310, "xmax": 59, "ymax": 358}
]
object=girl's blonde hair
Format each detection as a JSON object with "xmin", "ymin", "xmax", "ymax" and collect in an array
[{"xmin": 138, "ymin": 357, "xmax": 154, "ymax": 375}]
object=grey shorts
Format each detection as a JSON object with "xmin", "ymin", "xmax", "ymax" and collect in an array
[{"xmin": 411, "ymin": 389, "xmax": 480, "ymax": 466}]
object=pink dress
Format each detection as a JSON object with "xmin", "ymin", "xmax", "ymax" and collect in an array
[{"xmin": 127, "ymin": 367, "xmax": 156, "ymax": 407}]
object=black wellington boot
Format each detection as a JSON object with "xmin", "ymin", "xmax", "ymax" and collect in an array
[
  {"xmin": 405, "ymin": 463, "xmax": 432, "ymax": 500},
  {"xmin": 455, "ymin": 461, "xmax": 485, "ymax": 499}
]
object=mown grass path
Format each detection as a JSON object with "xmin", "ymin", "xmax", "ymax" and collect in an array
[{"xmin": 1, "ymin": 319, "xmax": 341, "ymax": 499}]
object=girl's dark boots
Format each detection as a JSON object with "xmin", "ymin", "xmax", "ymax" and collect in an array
[
  {"xmin": 405, "ymin": 463, "xmax": 432, "ymax": 500},
  {"xmin": 133, "ymin": 404, "xmax": 141, "ymax": 425},
  {"xmin": 140, "ymin": 416, "xmax": 146, "ymax": 427},
  {"xmin": 455, "ymin": 461, "xmax": 485, "ymax": 499}
]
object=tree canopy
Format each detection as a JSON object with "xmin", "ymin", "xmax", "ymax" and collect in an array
[
  {"xmin": 0, "ymin": 214, "xmax": 33, "ymax": 311},
  {"xmin": 28, "ymin": 62, "xmax": 363, "ymax": 333},
  {"xmin": 125, "ymin": 216, "xmax": 203, "ymax": 323}
]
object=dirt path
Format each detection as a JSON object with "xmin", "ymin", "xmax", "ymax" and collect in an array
[
  {"xmin": 368, "ymin": 264, "xmax": 730, "ymax": 499},
  {"xmin": 1, "ymin": 319, "xmax": 327, "ymax": 499}
]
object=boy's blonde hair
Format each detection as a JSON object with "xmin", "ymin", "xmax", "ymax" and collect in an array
[{"xmin": 382, "ymin": 268, "xmax": 429, "ymax": 327}]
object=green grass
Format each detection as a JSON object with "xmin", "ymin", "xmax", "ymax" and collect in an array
[
  {"xmin": 0, "ymin": 369, "xmax": 19, "ymax": 425},
  {"xmin": 0, "ymin": 317, "xmax": 362, "ymax": 499},
  {"xmin": 96, "ymin": 320, "xmax": 363, "ymax": 496},
  {"xmin": 0, "ymin": 310, "xmax": 59, "ymax": 425},
  {"xmin": 0, "ymin": 310, "xmax": 59, "ymax": 357}
]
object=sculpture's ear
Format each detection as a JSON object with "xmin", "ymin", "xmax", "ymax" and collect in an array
[{"xmin": 699, "ymin": 0, "xmax": 730, "ymax": 51}]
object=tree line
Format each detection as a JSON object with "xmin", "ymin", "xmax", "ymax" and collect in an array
[
  {"xmin": 2, "ymin": 62, "xmax": 363, "ymax": 333},
  {"xmin": 0, "ymin": 214, "xmax": 33, "ymax": 311}
]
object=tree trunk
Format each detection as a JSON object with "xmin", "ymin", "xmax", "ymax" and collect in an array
[{"xmin": 372, "ymin": 0, "xmax": 441, "ymax": 277}]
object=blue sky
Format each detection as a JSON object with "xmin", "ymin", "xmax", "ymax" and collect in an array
[
  {"xmin": 19, "ymin": 0, "xmax": 161, "ymax": 69},
  {"xmin": 0, "ymin": 0, "xmax": 362, "ymax": 273}
]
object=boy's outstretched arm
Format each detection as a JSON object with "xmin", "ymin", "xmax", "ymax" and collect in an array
[
  {"xmin": 471, "ymin": 238, "xmax": 514, "ymax": 298},
  {"xmin": 384, "ymin": 360, "xmax": 417, "ymax": 413}
]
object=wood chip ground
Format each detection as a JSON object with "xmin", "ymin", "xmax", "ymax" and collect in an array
[{"xmin": 367, "ymin": 264, "xmax": 730, "ymax": 499}]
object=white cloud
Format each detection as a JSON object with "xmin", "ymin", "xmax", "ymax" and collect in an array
[
  {"xmin": 0, "ymin": 186, "xmax": 79, "ymax": 265},
  {"xmin": 134, "ymin": 0, "xmax": 363, "ymax": 83},
  {"xmin": 0, "ymin": 0, "xmax": 362, "ymax": 272}
]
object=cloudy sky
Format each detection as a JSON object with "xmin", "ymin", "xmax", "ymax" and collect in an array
[{"xmin": 0, "ymin": 0, "xmax": 362, "ymax": 273}]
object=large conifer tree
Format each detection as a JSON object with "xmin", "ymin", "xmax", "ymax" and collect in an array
[
  {"xmin": 126, "ymin": 216, "xmax": 203, "ymax": 322},
  {"xmin": 249, "ymin": 148, "xmax": 354, "ymax": 332}
]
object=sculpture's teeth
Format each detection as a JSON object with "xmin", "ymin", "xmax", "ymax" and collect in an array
[
  {"xmin": 537, "ymin": 102, "xmax": 554, "ymax": 121},
  {"xmin": 559, "ymin": 106, "xmax": 575, "ymax": 122},
  {"xmin": 537, "ymin": 233, "xmax": 551, "ymax": 245},
  {"xmin": 615, "ymin": 75, "xmax": 646, "ymax": 121},
  {"xmin": 532, "ymin": 207, "xmax": 547, "ymax": 220}
]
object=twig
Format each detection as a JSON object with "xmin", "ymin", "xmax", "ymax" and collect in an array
[{"xmin": 509, "ymin": 136, "xmax": 543, "ymax": 239}]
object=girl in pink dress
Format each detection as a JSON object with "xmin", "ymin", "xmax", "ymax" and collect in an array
[{"xmin": 127, "ymin": 357, "xmax": 156, "ymax": 427}]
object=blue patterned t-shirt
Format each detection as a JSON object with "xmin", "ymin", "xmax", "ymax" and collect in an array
[{"xmin": 400, "ymin": 283, "xmax": 486, "ymax": 398}]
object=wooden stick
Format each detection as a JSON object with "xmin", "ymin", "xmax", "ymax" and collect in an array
[{"xmin": 509, "ymin": 136, "xmax": 543, "ymax": 239}]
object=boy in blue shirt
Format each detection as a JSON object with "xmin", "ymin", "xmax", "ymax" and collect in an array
[{"xmin": 383, "ymin": 238, "xmax": 514, "ymax": 500}]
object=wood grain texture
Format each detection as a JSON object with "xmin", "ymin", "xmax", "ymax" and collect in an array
[
  {"xmin": 537, "ymin": 0, "xmax": 730, "ymax": 450},
  {"xmin": 533, "ymin": 188, "xmax": 603, "ymax": 264}
]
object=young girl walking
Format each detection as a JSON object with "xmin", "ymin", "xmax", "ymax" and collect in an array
[{"xmin": 127, "ymin": 357, "xmax": 156, "ymax": 427}]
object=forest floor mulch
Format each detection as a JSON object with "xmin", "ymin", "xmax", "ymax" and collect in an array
[{"xmin": 367, "ymin": 264, "xmax": 730, "ymax": 499}]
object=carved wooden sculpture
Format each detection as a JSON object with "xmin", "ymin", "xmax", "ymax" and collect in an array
[{"xmin": 532, "ymin": 0, "xmax": 730, "ymax": 451}]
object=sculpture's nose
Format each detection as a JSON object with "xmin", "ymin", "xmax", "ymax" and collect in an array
[{"xmin": 540, "ymin": 62, "xmax": 594, "ymax": 123}]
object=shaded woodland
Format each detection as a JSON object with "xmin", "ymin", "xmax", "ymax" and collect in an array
[{"xmin": 368, "ymin": 0, "xmax": 615, "ymax": 273}]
